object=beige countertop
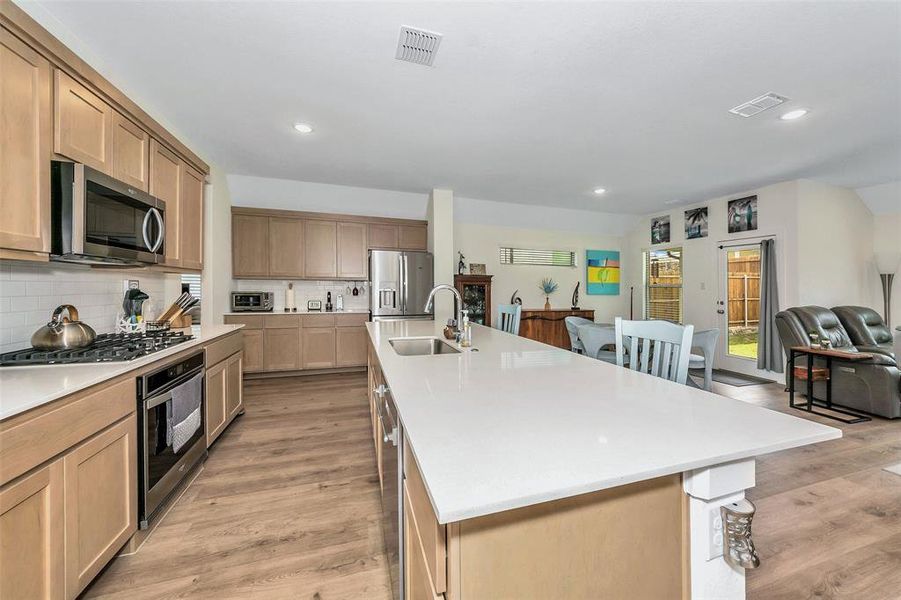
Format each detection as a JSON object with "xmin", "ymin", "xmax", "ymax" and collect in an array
[{"xmin": 0, "ymin": 324, "xmax": 243, "ymax": 421}]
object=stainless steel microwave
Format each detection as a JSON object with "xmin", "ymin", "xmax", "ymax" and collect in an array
[{"xmin": 51, "ymin": 161, "xmax": 166, "ymax": 265}]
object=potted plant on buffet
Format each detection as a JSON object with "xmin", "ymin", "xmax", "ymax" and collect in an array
[{"xmin": 539, "ymin": 277, "xmax": 559, "ymax": 310}]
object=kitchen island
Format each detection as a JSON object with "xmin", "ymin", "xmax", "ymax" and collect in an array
[{"xmin": 366, "ymin": 319, "xmax": 840, "ymax": 600}]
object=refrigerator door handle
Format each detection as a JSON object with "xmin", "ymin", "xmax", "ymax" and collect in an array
[{"xmin": 402, "ymin": 254, "xmax": 409, "ymax": 314}]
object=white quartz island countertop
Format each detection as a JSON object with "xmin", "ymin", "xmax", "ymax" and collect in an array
[
  {"xmin": 0, "ymin": 324, "xmax": 243, "ymax": 421},
  {"xmin": 367, "ymin": 319, "xmax": 841, "ymax": 524}
]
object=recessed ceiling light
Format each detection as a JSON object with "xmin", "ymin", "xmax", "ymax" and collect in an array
[
  {"xmin": 780, "ymin": 109, "xmax": 808, "ymax": 121},
  {"xmin": 593, "ymin": 188, "xmax": 606, "ymax": 195},
  {"xmin": 293, "ymin": 122, "xmax": 314, "ymax": 134}
]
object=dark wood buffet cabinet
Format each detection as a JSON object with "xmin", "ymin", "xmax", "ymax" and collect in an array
[{"xmin": 518, "ymin": 308, "xmax": 595, "ymax": 349}]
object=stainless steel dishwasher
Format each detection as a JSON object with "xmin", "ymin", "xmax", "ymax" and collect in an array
[{"xmin": 374, "ymin": 381, "xmax": 403, "ymax": 600}]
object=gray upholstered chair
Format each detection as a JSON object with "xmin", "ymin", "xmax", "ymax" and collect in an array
[
  {"xmin": 577, "ymin": 323, "xmax": 617, "ymax": 364},
  {"xmin": 564, "ymin": 316, "xmax": 593, "ymax": 353},
  {"xmin": 832, "ymin": 306, "xmax": 895, "ymax": 359},
  {"xmin": 688, "ymin": 328, "xmax": 720, "ymax": 391},
  {"xmin": 775, "ymin": 306, "xmax": 900, "ymax": 419}
]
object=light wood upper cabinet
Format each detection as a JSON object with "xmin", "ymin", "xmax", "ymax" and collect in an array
[
  {"xmin": 264, "ymin": 327, "xmax": 301, "ymax": 372},
  {"xmin": 302, "ymin": 327, "xmax": 336, "ymax": 369},
  {"xmin": 149, "ymin": 139, "xmax": 181, "ymax": 266},
  {"xmin": 0, "ymin": 460, "xmax": 64, "ymax": 600},
  {"xmin": 180, "ymin": 166, "xmax": 204, "ymax": 271},
  {"xmin": 0, "ymin": 30, "xmax": 51, "ymax": 255},
  {"xmin": 368, "ymin": 223, "xmax": 398, "ymax": 249},
  {"xmin": 110, "ymin": 112, "xmax": 149, "ymax": 192},
  {"xmin": 337, "ymin": 221, "xmax": 368, "ymax": 279},
  {"xmin": 304, "ymin": 220, "xmax": 338, "ymax": 278},
  {"xmin": 269, "ymin": 217, "xmax": 305, "ymax": 277},
  {"xmin": 63, "ymin": 414, "xmax": 136, "ymax": 598},
  {"xmin": 54, "ymin": 70, "xmax": 113, "ymax": 172},
  {"xmin": 232, "ymin": 215, "xmax": 269, "ymax": 277},
  {"xmin": 399, "ymin": 225, "xmax": 427, "ymax": 250}
]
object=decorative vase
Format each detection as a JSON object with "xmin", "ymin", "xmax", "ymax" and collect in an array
[{"xmin": 544, "ymin": 297, "xmax": 551, "ymax": 310}]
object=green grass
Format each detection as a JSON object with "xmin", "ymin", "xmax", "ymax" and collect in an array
[{"xmin": 728, "ymin": 329, "xmax": 759, "ymax": 359}]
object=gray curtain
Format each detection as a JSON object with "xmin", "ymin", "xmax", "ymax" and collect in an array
[{"xmin": 757, "ymin": 239, "xmax": 783, "ymax": 372}]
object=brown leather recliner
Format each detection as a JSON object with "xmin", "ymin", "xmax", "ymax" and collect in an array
[{"xmin": 775, "ymin": 306, "xmax": 900, "ymax": 419}]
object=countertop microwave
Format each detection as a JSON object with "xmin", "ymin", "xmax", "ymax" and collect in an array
[
  {"xmin": 231, "ymin": 292, "xmax": 274, "ymax": 312},
  {"xmin": 51, "ymin": 161, "xmax": 166, "ymax": 265}
]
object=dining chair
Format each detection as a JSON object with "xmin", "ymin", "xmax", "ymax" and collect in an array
[
  {"xmin": 578, "ymin": 323, "xmax": 618, "ymax": 364},
  {"xmin": 614, "ymin": 317, "xmax": 695, "ymax": 385},
  {"xmin": 496, "ymin": 304, "xmax": 522, "ymax": 335},
  {"xmin": 564, "ymin": 316, "xmax": 593, "ymax": 353},
  {"xmin": 688, "ymin": 328, "xmax": 720, "ymax": 391}
]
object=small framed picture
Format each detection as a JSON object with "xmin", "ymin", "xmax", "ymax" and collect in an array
[
  {"xmin": 469, "ymin": 263, "xmax": 487, "ymax": 275},
  {"xmin": 728, "ymin": 195, "xmax": 758, "ymax": 233},
  {"xmin": 651, "ymin": 215, "xmax": 670, "ymax": 245}
]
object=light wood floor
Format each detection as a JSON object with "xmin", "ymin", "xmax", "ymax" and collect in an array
[
  {"xmin": 83, "ymin": 373, "xmax": 900, "ymax": 599},
  {"xmin": 714, "ymin": 380, "xmax": 901, "ymax": 600},
  {"xmin": 84, "ymin": 373, "xmax": 392, "ymax": 600}
]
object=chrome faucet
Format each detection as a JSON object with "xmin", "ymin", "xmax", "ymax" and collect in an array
[{"xmin": 424, "ymin": 284, "xmax": 463, "ymax": 330}]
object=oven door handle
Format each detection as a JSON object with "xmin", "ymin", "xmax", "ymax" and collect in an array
[{"xmin": 145, "ymin": 389, "xmax": 174, "ymax": 410}]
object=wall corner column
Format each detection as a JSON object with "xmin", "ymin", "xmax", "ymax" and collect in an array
[{"xmin": 427, "ymin": 189, "xmax": 455, "ymax": 322}]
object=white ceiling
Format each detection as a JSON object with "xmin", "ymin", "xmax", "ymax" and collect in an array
[{"xmin": 22, "ymin": 1, "xmax": 901, "ymax": 215}]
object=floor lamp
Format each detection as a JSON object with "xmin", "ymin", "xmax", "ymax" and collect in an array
[{"xmin": 876, "ymin": 252, "xmax": 900, "ymax": 329}]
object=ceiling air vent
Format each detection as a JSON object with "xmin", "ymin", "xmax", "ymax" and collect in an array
[
  {"xmin": 395, "ymin": 26, "xmax": 443, "ymax": 67},
  {"xmin": 729, "ymin": 93, "xmax": 789, "ymax": 117}
]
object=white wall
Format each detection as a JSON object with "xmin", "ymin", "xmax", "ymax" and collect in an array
[
  {"xmin": 228, "ymin": 174, "xmax": 428, "ymax": 219},
  {"xmin": 625, "ymin": 180, "xmax": 800, "ymax": 334},
  {"xmin": 201, "ymin": 165, "xmax": 234, "ymax": 324},
  {"xmin": 795, "ymin": 179, "xmax": 876, "ymax": 309},
  {"xmin": 455, "ymin": 223, "xmax": 630, "ymax": 323},
  {"xmin": 428, "ymin": 189, "xmax": 456, "ymax": 322}
]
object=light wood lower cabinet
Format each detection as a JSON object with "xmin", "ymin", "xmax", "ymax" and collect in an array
[
  {"xmin": 0, "ymin": 460, "xmax": 64, "ymax": 600},
  {"xmin": 205, "ymin": 351, "xmax": 243, "ymax": 447},
  {"xmin": 0, "ymin": 29, "xmax": 52, "ymax": 256},
  {"xmin": 225, "ymin": 314, "xmax": 369, "ymax": 373},
  {"xmin": 336, "ymin": 326, "xmax": 368, "ymax": 367},
  {"xmin": 241, "ymin": 329, "xmax": 264, "ymax": 372},
  {"xmin": 302, "ymin": 327, "xmax": 336, "ymax": 369},
  {"xmin": 264, "ymin": 327, "xmax": 301, "ymax": 371},
  {"xmin": 405, "ymin": 483, "xmax": 443, "ymax": 600},
  {"xmin": 63, "ymin": 414, "xmax": 137, "ymax": 598}
]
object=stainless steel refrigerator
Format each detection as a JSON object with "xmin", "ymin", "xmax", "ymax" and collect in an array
[{"xmin": 369, "ymin": 250, "xmax": 434, "ymax": 320}]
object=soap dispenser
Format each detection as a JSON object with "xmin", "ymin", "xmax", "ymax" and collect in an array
[{"xmin": 460, "ymin": 309, "xmax": 472, "ymax": 347}]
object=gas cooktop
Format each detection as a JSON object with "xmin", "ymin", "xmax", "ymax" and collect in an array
[{"xmin": 0, "ymin": 331, "xmax": 193, "ymax": 366}]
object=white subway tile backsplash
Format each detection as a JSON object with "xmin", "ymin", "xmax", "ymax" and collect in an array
[
  {"xmin": 234, "ymin": 279, "xmax": 370, "ymax": 312},
  {"xmin": 0, "ymin": 262, "xmax": 177, "ymax": 354}
]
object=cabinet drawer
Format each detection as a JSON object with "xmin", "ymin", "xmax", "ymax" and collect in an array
[
  {"xmin": 302, "ymin": 314, "xmax": 336, "ymax": 328},
  {"xmin": 205, "ymin": 331, "xmax": 243, "ymax": 366},
  {"xmin": 405, "ymin": 482, "xmax": 444, "ymax": 600},
  {"xmin": 264, "ymin": 314, "xmax": 302, "ymax": 329},
  {"xmin": 335, "ymin": 313, "xmax": 369, "ymax": 328},
  {"xmin": 404, "ymin": 442, "xmax": 446, "ymax": 594},
  {"xmin": 224, "ymin": 315, "xmax": 263, "ymax": 329},
  {"xmin": 0, "ymin": 378, "xmax": 133, "ymax": 486}
]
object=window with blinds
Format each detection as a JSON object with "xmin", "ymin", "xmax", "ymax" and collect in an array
[
  {"xmin": 644, "ymin": 248, "xmax": 682, "ymax": 323},
  {"xmin": 499, "ymin": 247, "xmax": 577, "ymax": 267},
  {"xmin": 180, "ymin": 274, "xmax": 202, "ymax": 324}
]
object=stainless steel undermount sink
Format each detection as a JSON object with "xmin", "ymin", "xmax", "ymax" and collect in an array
[{"xmin": 389, "ymin": 336, "xmax": 461, "ymax": 356}]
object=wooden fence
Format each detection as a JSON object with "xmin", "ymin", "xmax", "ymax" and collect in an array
[{"xmin": 728, "ymin": 256, "xmax": 760, "ymax": 326}]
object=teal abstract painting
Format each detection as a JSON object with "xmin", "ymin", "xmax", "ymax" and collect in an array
[{"xmin": 586, "ymin": 250, "xmax": 620, "ymax": 295}]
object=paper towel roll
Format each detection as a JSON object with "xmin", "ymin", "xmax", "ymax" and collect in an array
[{"xmin": 285, "ymin": 283, "xmax": 295, "ymax": 310}]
